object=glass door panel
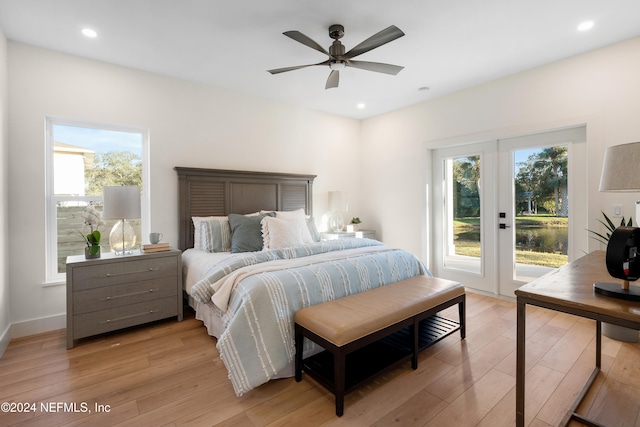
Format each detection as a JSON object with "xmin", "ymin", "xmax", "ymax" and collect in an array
[
  {"xmin": 432, "ymin": 126, "xmax": 586, "ymax": 298},
  {"xmin": 432, "ymin": 141, "xmax": 497, "ymax": 294},
  {"xmin": 513, "ymin": 146, "xmax": 568, "ymax": 281},
  {"xmin": 497, "ymin": 126, "xmax": 585, "ymax": 297},
  {"xmin": 444, "ymin": 155, "xmax": 482, "ymax": 275}
]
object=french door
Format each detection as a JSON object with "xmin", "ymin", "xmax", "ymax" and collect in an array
[{"xmin": 431, "ymin": 126, "xmax": 586, "ymax": 297}]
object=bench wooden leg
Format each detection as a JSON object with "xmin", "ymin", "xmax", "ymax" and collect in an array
[
  {"xmin": 411, "ymin": 317, "xmax": 418, "ymax": 369},
  {"xmin": 295, "ymin": 324, "xmax": 303, "ymax": 382},
  {"xmin": 334, "ymin": 348, "xmax": 346, "ymax": 416},
  {"xmin": 459, "ymin": 296, "xmax": 466, "ymax": 339}
]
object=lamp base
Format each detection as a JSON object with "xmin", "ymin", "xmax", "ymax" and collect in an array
[
  {"xmin": 109, "ymin": 219, "xmax": 137, "ymax": 256},
  {"xmin": 593, "ymin": 282, "xmax": 640, "ymax": 302},
  {"xmin": 329, "ymin": 212, "xmax": 345, "ymax": 232},
  {"xmin": 113, "ymin": 249, "xmax": 134, "ymax": 256}
]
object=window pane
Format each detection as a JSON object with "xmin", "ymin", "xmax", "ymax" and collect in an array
[
  {"xmin": 53, "ymin": 124, "xmax": 143, "ymax": 196},
  {"xmin": 55, "ymin": 202, "xmax": 142, "ymax": 274},
  {"xmin": 444, "ymin": 155, "xmax": 481, "ymax": 274},
  {"xmin": 514, "ymin": 146, "xmax": 568, "ymax": 280},
  {"xmin": 49, "ymin": 121, "xmax": 145, "ymax": 278}
]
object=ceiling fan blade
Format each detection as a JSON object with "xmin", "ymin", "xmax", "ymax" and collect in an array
[
  {"xmin": 347, "ymin": 60, "xmax": 404, "ymax": 75},
  {"xmin": 283, "ymin": 30, "xmax": 332, "ymax": 57},
  {"xmin": 345, "ymin": 25, "xmax": 405, "ymax": 59},
  {"xmin": 268, "ymin": 60, "xmax": 330, "ymax": 74},
  {"xmin": 325, "ymin": 70, "xmax": 339, "ymax": 89}
]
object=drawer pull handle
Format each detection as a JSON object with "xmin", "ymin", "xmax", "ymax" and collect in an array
[
  {"xmin": 101, "ymin": 309, "xmax": 160, "ymax": 324},
  {"xmin": 106, "ymin": 267, "xmax": 159, "ymax": 278},
  {"xmin": 102, "ymin": 288, "xmax": 160, "ymax": 301}
]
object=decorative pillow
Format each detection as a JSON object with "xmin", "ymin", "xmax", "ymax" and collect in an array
[
  {"xmin": 275, "ymin": 208, "xmax": 306, "ymax": 220},
  {"xmin": 192, "ymin": 216, "xmax": 217, "ymax": 249},
  {"xmin": 228, "ymin": 212, "xmax": 275, "ymax": 253},
  {"xmin": 198, "ymin": 217, "xmax": 231, "ymax": 252},
  {"xmin": 262, "ymin": 216, "xmax": 314, "ymax": 250},
  {"xmin": 306, "ymin": 217, "xmax": 321, "ymax": 242},
  {"xmin": 261, "ymin": 209, "xmax": 320, "ymax": 243}
]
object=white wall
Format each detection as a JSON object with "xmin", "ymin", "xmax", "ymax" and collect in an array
[
  {"xmin": 0, "ymin": 26, "xmax": 9, "ymax": 353},
  {"xmin": 6, "ymin": 35, "xmax": 640, "ymax": 339},
  {"xmin": 361, "ymin": 36, "xmax": 640, "ymax": 264},
  {"xmin": 7, "ymin": 43, "xmax": 362, "ymax": 336}
]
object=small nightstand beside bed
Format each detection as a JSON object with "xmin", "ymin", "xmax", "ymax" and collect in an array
[{"xmin": 175, "ymin": 167, "xmax": 432, "ymax": 396}]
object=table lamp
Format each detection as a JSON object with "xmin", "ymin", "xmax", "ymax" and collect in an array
[
  {"xmin": 103, "ymin": 185, "xmax": 141, "ymax": 255},
  {"xmin": 328, "ymin": 191, "xmax": 348, "ymax": 232},
  {"xmin": 596, "ymin": 141, "xmax": 640, "ymax": 301}
]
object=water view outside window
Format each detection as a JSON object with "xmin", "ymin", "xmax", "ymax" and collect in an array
[
  {"xmin": 449, "ymin": 147, "xmax": 568, "ymax": 275},
  {"xmin": 513, "ymin": 146, "xmax": 568, "ymax": 277},
  {"xmin": 50, "ymin": 123, "xmax": 144, "ymax": 275}
]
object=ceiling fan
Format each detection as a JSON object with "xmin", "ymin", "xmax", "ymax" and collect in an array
[{"xmin": 267, "ymin": 24, "xmax": 405, "ymax": 89}]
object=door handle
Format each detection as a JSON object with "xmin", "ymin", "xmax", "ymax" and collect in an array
[{"xmin": 499, "ymin": 223, "xmax": 511, "ymax": 229}]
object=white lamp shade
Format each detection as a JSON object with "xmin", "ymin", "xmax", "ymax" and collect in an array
[
  {"xmin": 102, "ymin": 186, "xmax": 141, "ymax": 219},
  {"xmin": 328, "ymin": 191, "xmax": 348, "ymax": 212},
  {"xmin": 599, "ymin": 142, "xmax": 640, "ymax": 192}
]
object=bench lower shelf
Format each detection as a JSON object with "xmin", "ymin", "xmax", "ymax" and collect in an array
[{"xmin": 301, "ymin": 314, "xmax": 460, "ymax": 394}]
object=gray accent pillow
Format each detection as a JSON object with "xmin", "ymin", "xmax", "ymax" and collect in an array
[
  {"xmin": 199, "ymin": 217, "xmax": 231, "ymax": 252},
  {"xmin": 229, "ymin": 212, "xmax": 275, "ymax": 253}
]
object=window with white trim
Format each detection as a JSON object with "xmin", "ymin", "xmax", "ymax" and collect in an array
[{"xmin": 45, "ymin": 118, "xmax": 148, "ymax": 283}]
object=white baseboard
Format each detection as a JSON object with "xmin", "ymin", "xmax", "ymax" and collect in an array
[{"xmin": 10, "ymin": 313, "xmax": 66, "ymax": 339}]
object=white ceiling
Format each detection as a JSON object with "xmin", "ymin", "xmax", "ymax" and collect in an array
[{"xmin": 1, "ymin": 0, "xmax": 640, "ymax": 119}]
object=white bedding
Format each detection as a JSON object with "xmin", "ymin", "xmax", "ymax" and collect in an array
[
  {"xmin": 182, "ymin": 249, "xmax": 234, "ymax": 338},
  {"xmin": 182, "ymin": 248, "xmax": 233, "ymax": 295}
]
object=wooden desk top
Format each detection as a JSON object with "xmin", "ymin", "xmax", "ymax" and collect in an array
[{"xmin": 515, "ymin": 250, "xmax": 640, "ymax": 327}]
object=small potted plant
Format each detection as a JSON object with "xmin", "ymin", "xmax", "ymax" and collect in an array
[
  {"xmin": 77, "ymin": 205, "xmax": 105, "ymax": 259},
  {"xmin": 346, "ymin": 217, "xmax": 361, "ymax": 232}
]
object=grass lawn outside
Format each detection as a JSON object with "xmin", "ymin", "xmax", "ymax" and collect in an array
[
  {"xmin": 453, "ymin": 215, "xmax": 569, "ymax": 268},
  {"xmin": 454, "ymin": 215, "xmax": 568, "ymax": 228},
  {"xmin": 453, "ymin": 241, "xmax": 568, "ymax": 268}
]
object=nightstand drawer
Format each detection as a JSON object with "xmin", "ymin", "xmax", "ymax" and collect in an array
[
  {"xmin": 72, "ymin": 256, "xmax": 177, "ymax": 290},
  {"xmin": 73, "ymin": 296, "xmax": 178, "ymax": 339},
  {"xmin": 73, "ymin": 276, "xmax": 177, "ymax": 315}
]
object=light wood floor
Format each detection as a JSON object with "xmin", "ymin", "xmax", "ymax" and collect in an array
[{"xmin": 1, "ymin": 292, "xmax": 639, "ymax": 426}]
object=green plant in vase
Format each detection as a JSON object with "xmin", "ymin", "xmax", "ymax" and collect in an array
[
  {"xmin": 346, "ymin": 217, "xmax": 362, "ymax": 232},
  {"xmin": 83, "ymin": 230, "xmax": 101, "ymax": 256},
  {"xmin": 77, "ymin": 204, "xmax": 105, "ymax": 258}
]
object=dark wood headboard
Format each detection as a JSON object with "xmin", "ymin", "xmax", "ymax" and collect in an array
[{"xmin": 175, "ymin": 167, "xmax": 316, "ymax": 250}]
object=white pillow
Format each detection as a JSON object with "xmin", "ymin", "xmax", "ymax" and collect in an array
[
  {"xmin": 275, "ymin": 208, "xmax": 306, "ymax": 220},
  {"xmin": 262, "ymin": 216, "xmax": 314, "ymax": 250},
  {"xmin": 306, "ymin": 217, "xmax": 321, "ymax": 242}
]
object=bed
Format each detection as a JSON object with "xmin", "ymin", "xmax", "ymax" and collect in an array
[{"xmin": 175, "ymin": 167, "xmax": 430, "ymax": 395}]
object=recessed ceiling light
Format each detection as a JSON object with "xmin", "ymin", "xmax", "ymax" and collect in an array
[
  {"xmin": 577, "ymin": 21, "xmax": 594, "ymax": 32},
  {"xmin": 357, "ymin": 103, "xmax": 366, "ymax": 109},
  {"xmin": 82, "ymin": 28, "xmax": 98, "ymax": 38}
]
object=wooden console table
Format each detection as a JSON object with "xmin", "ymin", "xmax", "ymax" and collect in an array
[{"xmin": 515, "ymin": 250, "xmax": 640, "ymax": 426}]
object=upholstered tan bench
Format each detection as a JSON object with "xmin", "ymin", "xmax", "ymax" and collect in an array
[{"xmin": 294, "ymin": 275, "xmax": 465, "ymax": 416}]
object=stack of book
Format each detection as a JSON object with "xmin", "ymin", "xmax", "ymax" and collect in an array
[{"xmin": 141, "ymin": 242, "xmax": 170, "ymax": 253}]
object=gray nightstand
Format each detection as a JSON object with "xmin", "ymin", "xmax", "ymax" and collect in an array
[
  {"xmin": 66, "ymin": 249, "xmax": 182, "ymax": 348},
  {"xmin": 320, "ymin": 230, "xmax": 376, "ymax": 241}
]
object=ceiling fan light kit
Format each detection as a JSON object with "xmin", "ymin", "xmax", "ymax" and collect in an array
[{"xmin": 267, "ymin": 24, "xmax": 405, "ymax": 89}]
